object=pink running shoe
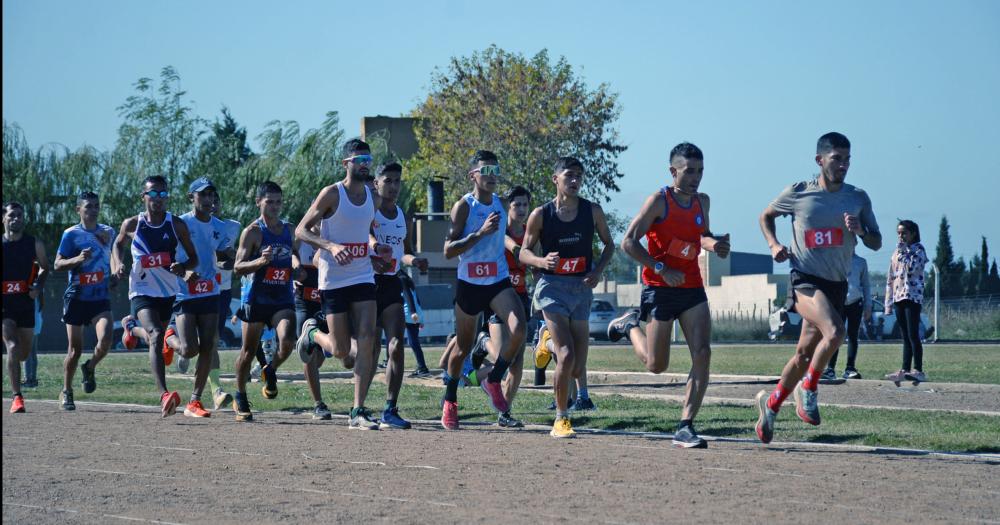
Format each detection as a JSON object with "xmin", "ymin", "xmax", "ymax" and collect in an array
[
  {"xmin": 480, "ymin": 377, "xmax": 509, "ymax": 414},
  {"xmin": 441, "ymin": 400, "xmax": 459, "ymax": 430}
]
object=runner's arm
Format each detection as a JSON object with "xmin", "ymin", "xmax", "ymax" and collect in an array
[
  {"xmin": 295, "ymin": 185, "xmax": 339, "ymax": 252},
  {"xmin": 172, "ymin": 219, "xmax": 199, "ymax": 281},
  {"xmin": 402, "ymin": 223, "xmax": 428, "ymax": 271},
  {"xmin": 234, "ymin": 225, "xmax": 266, "ymax": 276},
  {"xmin": 759, "ymin": 205, "xmax": 790, "ymax": 262},
  {"xmin": 621, "ymin": 193, "xmax": 666, "ymax": 270},
  {"xmin": 698, "ymin": 194, "xmax": 730, "ymax": 258},
  {"xmin": 443, "ymin": 199, "xmax": 488, "ymax": 259},
  {"xmin": 111, "ymin": 216, "xmax": 137, "ymax": 279},
  {"xmin": 31, "ymin": 238, "xmax": 51, "ymax": 294},
  {"xmin": 589, "ymin": 203, "xmax": 616, "ymax": 276},
  {"xmin": 518, "ymin": 207, "xmax": 557, "ymax": 270}
]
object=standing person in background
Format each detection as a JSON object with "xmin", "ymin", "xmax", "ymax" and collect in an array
[
  {"xmin": 23, "ymin": 296, "xmax": 42, "ymax": 389},
  {"xmin": 883, "ymin": 220, "xmax": 928, "ymax": 384},
  {"xmin": 399, "ymin": 272, "xmax": 431, "ymax": 378},
  {"xmin": 824, "ymin": 252, "xmax": 871, "ymax": 379}
]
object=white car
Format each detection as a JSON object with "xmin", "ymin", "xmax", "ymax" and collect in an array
[
  {"xmin": 768, "ymin": 298, "xmax": 932, "ymax": 341},
  {"xmin": 589, "ymin": 300, "xmax": 617, "ymax": 340}
]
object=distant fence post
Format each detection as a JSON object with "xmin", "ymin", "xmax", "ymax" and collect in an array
[{"xmin": 930, "ymin": 263, "xmax": 940, "ymax": 342}]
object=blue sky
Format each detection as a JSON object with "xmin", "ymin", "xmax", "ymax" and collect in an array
[{"xmin": 4, "ymin": 0, "xmax": 999, "ymax": 273}]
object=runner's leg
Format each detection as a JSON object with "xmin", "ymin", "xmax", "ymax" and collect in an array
[
  {"xmin": 381, "ymin": 303, "xmax": 406, "ymax": 406},
  {"xmin": 92, "ymin": 312, "xmax": 113, "ymax": 367},
  {"xmin": 544, "ymin": 311, "xmax": 576, "ymax": 413},
  {"xmin": 191, "ymin": 312, "xmax": 218, "ymax": 399},
  {"xmin": 235, "ymin": 321, "xmax": 265, "ymax": 394},
  {"xmin": 64, "ymin": 323, "xmax": 84, "ymax": 392},
  {"xmin": 633, "ymin": 319, "xmax": 673, "ymax": 373},
  {"xmin": 676, "ymin": 302, "xmax": 711, "ymax": 422},
  {"xmin": 137, "ymin": 307, "xmax": 169, "ymax": 394},
  {"xmin": 349, "ymin": 301, "xmax": 379, "ymax": 409}
]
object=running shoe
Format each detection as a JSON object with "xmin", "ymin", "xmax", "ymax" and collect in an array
[
  {"xmin": 754, "ymin": 389, "xmax": 776, "ymax": 444},
  {"xmin": 441, "ymin": 400, "xmax": 459, "ymax": 430},
  {"xmin": 471, "ymin": 332, "xmax": 490, "ymax": 367},
  {"xmin": 821, "ymin": 368, "xmax": 837, "ymax": 380},
  {"xmin": 80, "ymin": 359, "xmax": 97, "ymax": 394},
  {"xmin": 607, "ymin": 308, "xmax": 640, "ymax": 343},
  {"xmin": 233, "ymin": 392, "xmax": 253, "ymax": 422},
  {"xmin": 408, "ymin": 367, "xmax": 433, "ymax": 379},
  {"xmin": 10, "ymin": 394, "xmax": 25, "ymax": 413},
  {"xmin": 183, "ymin": 400, "xmax": 211, "ymax": 418},
  {"xmin": 176, "ymin": 356, "xmax": 190, "ymax": 374},
  {"xmin": 162, "ymin": 327, "xmax": 176, "ymax": 366},
  {"xmin": 377, "ymin": 359, "xmax": 388, "ymax": 370},
  {"xmin": 250, "ymin": 362, "xmax": 263, "ymax": 382},
  {"xmin": 497, "ymin": 411, "xmax": 524, "ymax": 428},
  {"xmin": 843, "ymin": 368, "xmax": 862, "ymax": 380},
  {"xmin": 672, "ymin": 424, "xmax": 708, "ymax": 449},
  {"xmin": 905, "ymin": 370, "xmax": 927, "ymax": 383},
  {"xmin": 212, "ymin": 388, "xmax": 233, "ymax": 411},
  {"xmin": 61, "ymin": 389, "xmax": 76, "ymax": 411},
  {"xmin": 313, "ymin": 402, "xmax": 332, "ymax": 420},
  {"xmin": 794, "ymin": 383, "xmax": 821, "ymax": 426},
  {"xmin": 534, "ymin": 327, "xmax": 553, "ymax": 369},
  {"xmin": 121, "ymin": 315, "xmax": 139, "ymax": 350},
  {"xmin": 261, "ymin": 364, "xmax": 278, "ymax": 399},
  {"xmin": 480, "ymin": 377, "xmax": 509, "ymax": 413},
  {"xmin": 342, "ymin": 350, "xmax": 356, "ymax": 370},
  {"xmin": 884, "ymin": 369, "xmax": 907, "ymax": 386},
  {"xmin": 466, "ymin": 369, "xmax": 480, "ymax": 387},
  {"xmin": 571, "ymin": 397, "xmax": 597, "ymax": 411},
  {"xmin": 550, "ymin": 416, "xmax": 576, "ymax": 438},
  {"xmin": 379, "ymin": 407, "xmax": 412, "ymax": 430},
  {"xmin": 349, "ymin": 407, "xmax": 380, "ymax": 430},
  {"xmin": 296, "ymin": 318, "xmax": 318, "ymax": 363},
  {"xmin": 160, "ymin": 391, "xmax": 181, "ymax": 418}
]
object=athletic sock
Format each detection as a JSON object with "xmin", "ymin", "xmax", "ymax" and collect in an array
[
  {"xmin": 767, "ymin": 383, "xmax": 791, "ymax": 412},
  {"xmin": 307, "ymin": 327, "xmax": 318, "ymax": 343},
  {"xmin": 444, "ymin": 376, "xmax": 460, "ymax": 403},
  {"xmin": 190, "ymin": 393, "xmax": 201, "ymax": 402},
  {"xmin": 255, "ymin": 346, "xmax": 268, "ymax": 366},
  {"xmin": 487, "ymin": 357, "xmax": 511, "ymax": 383},
  {"xmin": 802, "ymin": 365, "xmax": 821, "ymax": 391},
  {"xmin": 208, "ymin": 369, "xmax": 221, "ymax": 392},
  {"xmin": 577, "ymin": 386, "xmax": 589, "ymax": 400},
  {"xmin": 678, "ymin": 419, "xmax": 693, "ymax": 430},
  {"xmin": 384, "ymin": 399, "xmax": 397, "ymax": 411},
  {"xmin": 556, "ymin": 410, "xmax": 569, "ymax": 419},
  {"xmin": 534, "ymin": 367, "xmax": 546, "ymax": 386}
]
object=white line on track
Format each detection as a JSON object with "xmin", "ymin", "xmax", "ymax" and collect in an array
[
  {"xmin": 348, "ymin": 461, "xmax": 386, "ymax": 466},
  {"xmin": 4, "ymin": 502, "xmax": 190, "ymax": 525},
  {"xmin": 111, "ymin": 441, "xmax": 195, "ymax": 452}
]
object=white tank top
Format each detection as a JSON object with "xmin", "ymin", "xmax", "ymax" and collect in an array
[
  {"xmin": 318, "ymin": 182, "xmax": 375, "ymax": 290},
  {"xmin": 374, "ymin": 205, "xmax": 406, "ymax": 275},
  {"xmin": 457, "ymin": 192, "xmax": 508, "ymax": 285}
]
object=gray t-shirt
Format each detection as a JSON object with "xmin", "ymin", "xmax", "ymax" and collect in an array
[{"xmin": 769, "ymin": 177, "xmax": 879, "ymax": 282}]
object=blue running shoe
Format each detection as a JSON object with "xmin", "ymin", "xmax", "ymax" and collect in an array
[{"xmin": 379, "ymin": 407, "xmax": 412, "ymax": 430}]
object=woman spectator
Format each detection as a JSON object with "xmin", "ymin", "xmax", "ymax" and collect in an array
[{"xmin": 884, "ymin": 220, "xmax": 928, "ymax": 383}]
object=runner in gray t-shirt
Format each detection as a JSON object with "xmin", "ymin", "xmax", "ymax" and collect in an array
[{"xmin": 753, "ymin": 132, "xmax": 883, "ymax": 445}]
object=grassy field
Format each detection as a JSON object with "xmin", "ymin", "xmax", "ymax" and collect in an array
[{"xmin": 5, "ymin": 346, "xmax": 998, "ymax": 453}]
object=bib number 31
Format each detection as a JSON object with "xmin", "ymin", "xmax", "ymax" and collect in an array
[{"xmin": 804, "ymin": 227, "xmax": 844, "ymax": 249}]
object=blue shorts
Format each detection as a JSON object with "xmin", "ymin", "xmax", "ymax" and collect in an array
[
  {"xmin": 533, "ymin": 274, "xmax": 592, "ymax": 321},
  {"xmin": 63, "ymin": 297, "xmax": 111, "ymax": 326}
]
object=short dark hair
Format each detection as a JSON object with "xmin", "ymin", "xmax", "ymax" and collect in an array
[
  {"xmin": 898, "ymin": 219, "xmax": 920, "ymax": 243},
  {"xmin": 342, "ymin": 138, "xmax": 371, "ymax": 157},
  {"xmin": 553, "ymin": 156, "xmax": 583, "ymax": 173},
  {"xmin": 143, "ymin": 175, "xmax": 168, "ymax": 188},
  {"xmin": 256, "ymin": 180, "xmax": 282, "ymax": 199},
  {"xmin": 377, "ymin": 162, "xmax": 403, "ymax": 177},
  {"xmin": 78, "ymin": 191, "xmax": 99, "ymax": 204},
  {"xmin": 817, "ymin": 132, "xmax": 851, "ymax": 154},
  {"xmin": 3, "ymin": 201, "xmax": 24, "ymax": 214},
  {"xmin": 669, "ymin": 142, "xmax": 703, "ymax": 163},
  {"xmin": 506, "ymin": 185, "xmax": 531, "ymax": 202},
  {"xmin": 469, "ymin": 150, "xmax": 498, "ymax": 169}
]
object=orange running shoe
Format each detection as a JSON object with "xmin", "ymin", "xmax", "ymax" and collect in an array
[
  {"xmin": 183, "ymin": 399, "xmax": 211, "ymax": 418},
  {"xmin": 162, "ymin": 327, "xmax": 176, "ymax": 366},
  {"xmin": 121, "ymin": 315, "xmax": 139, "ymax": 350},
  {"xmin": 160, "ymin": 391, "xmax": 180, "ymax": 418},
  {"xmin": 10, "ymin": 394, "xmax": 25, "ymax": 413}
]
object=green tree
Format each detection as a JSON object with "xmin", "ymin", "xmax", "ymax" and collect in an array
[
  {"xmin": 932, "ymin": 215, "xmax": 965, "ymax": 297},
  {"xmin": 988, "ymin": 260, "xmax": 1000, "ymax": 294},
  {"xmin": 407, "ymin": 46, "xmax": 627, "ymax": 207}
]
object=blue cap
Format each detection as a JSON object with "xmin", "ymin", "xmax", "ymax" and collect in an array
[{"xmin": 188, "ymin": 177, "xmax": 216, "ymax": 193}]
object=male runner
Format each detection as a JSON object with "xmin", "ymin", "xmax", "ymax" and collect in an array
[
  {"xmin": 753, "ymin": 132, "xmax": 881, "ymax": 443},
  {"xmin": 53, "ymin": 191, "xmax": 115, "ymax": 410},
  {"xmin": 209, "ymin": 192, "xmax": 240, "ymax": 407},
  {"xmin": 3, "ymin": 202, "xmax": 49, "ymax": 414},
  {"xmin": 609, "ymin": 143, "xmax": 730, "ymax": 448},
  {"xmin": 520, "ymin": 157, "xmax": 615, "ymax": 438},
  {"xmin": 112, "ymin": 175, "xmax": 200, "ymax": 417},
  {"xmin": 292, "ymin": 225, "xmax": 334, "ymax": 420},
  {"xmin": 231, "ymin": 181, "xmax": 297, "ymax": 422},
  {"xmin": 295, "ymin": 139, "xmax": 392, "ymax": 430}
]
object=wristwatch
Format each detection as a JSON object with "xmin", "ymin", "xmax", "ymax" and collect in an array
[{"xmin": 653, "ymin": 262, "xmax": 665, "ymax": 273}]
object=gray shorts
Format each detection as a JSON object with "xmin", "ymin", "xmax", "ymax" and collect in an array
[{"xmin": 533, "ymin": 274, "xmax": 593, "ymax": 321}]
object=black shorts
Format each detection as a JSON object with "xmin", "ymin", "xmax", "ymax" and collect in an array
[
  {"xmin": 375, "ymin": 274, "xmax": 403, "ymax": 312},
  {"xmin": 456, "ymin": 279, "xmax": 512, "ymax": 317},
  {"xmin": 173, "ymin": 295, "xmax": 219, "ymax": 316},
  {"xmin": 639, "ymin": 286, "xmax": 708, "ymax": 322},
  {"xmin": 489, "ymin": 292, "xmax": 530, "ymax": 325},
  {"xmin": 63, "ymin": 297, "xmax": 111, "ymax": 326},
  {"xmin": 131, "ymin": 296, "xmax": 175, "ymax": 322},
  {"xmin": 295, "ymin": 296, "xmax": 323, "ymax": 334},
  {"xmin": 3, "ymin": 307, "xmax": 34, "ymax": 329},
  {"xmin": 218, "ymin": 288, "xmax": 233, "ymax": 318},
  {"xmin": 788, "ymin": 270, "xmax": 848, "ymax": 319},
  {"xmin": 321, "ymin": 283, "xmax": 376, "ymax": 315},
  {"xmin": 237, "ymin": 302, "xmax": 294, "ymax": 328}
]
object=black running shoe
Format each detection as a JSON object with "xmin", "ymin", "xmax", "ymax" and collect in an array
[
  {"xmin": 261, "ymin": 364, "xmax": 278, "ymax": 399},
  {"xmin": 81, "ymin": 359, "xmax": 97, "ymax": 394},
  {"xmin": 233, "ymin": 392, "xmax": 253, "ymax": 422},
  {"xmin": 571, "ymin": 397, "xmax": 597, "ymax": 411},
  {"xmin": 61, "ymin": 389, "xmax": 76, "ymax": 411},
  {"xmin": 497, "ymin": 411, "xmax": 524, "ymax": 428},
  {"xmin": 672, "ymin": 424, "xmax": 708, "ymax": 449},
  {"xmin": 607, "ymin": 309, "xmax": 639, "ymax": 343}
]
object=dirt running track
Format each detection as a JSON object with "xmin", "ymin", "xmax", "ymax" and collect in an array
[{"xmin": 3, "ymin": 400, "xmax": 998, "ymax": 524}]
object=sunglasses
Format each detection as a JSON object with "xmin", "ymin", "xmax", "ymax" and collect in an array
[
  {"xmin": 344, "ymin": 154, "xmax": 373, "ymax": 166},
  {"xmin": 143, "ymin": 190, "xmax": 169, "ymax": 199},
  {"xmin": 470, "ymin": 164, "xmax": 501, "ymax": 177}
]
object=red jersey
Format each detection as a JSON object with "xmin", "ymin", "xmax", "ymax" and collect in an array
[
  {"xmin": 505, "ymin": 228, "xmax": 527, "ymax": 294},
  {"xmin": 642, "ymin": 188, "xmax": 705, "ymax": 288}
]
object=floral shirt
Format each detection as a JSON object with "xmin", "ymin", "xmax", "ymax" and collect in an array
[{"xmin": 884, "ymin": 242, "xmax": 928, "ymax": 312}]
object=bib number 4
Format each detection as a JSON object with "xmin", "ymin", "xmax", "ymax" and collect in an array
[
  {"xmin": 666, "ymin": 238, "xmax": 698, "ymax": 260},
  {"xmin": 804, "ymin": 228, "xmax": 844, "ymax": 249}
]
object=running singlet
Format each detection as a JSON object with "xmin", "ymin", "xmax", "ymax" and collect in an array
[
  {"xmin": 539, "ymin": 198, "xmax": 594, "ymax": 277},
  {"xmin": 129, "ymin": 213, "xmax": 180, "ymax": 299},
  {"xmin": 58, "ymin": 223, "xmax": 115, "ymax": 302},
  {"xmin": 769, "ymin": 178, "xmax": 879, "ymax": 282},
  {"xmin": 296, "ymin": 240, "xmax": 321, "ymax": 303},
  {"xmin": 373, "ymin": 205, "xmax": 406, "ymax": 276},
  {"xmin": 505, "ymin": 229, "xmax": 527, "ymax": 294},
  {"xmin": 244, "ymin": 218, "xmax": 294, "ymax": 306},
  {"xmin": 643, "ymin": 188, "xmax": 705, "ymax": 289},
  {"xmin": 456, "ymin": 193, "xmax": 508, "ymax": 286},
  {"xmin": 2, "ymin": 234, "xmax": 37, "ymax": 311},
  {"xmin": 317, "ymin": 183, "xmax": 375, "ymax": 290},
  {"xmin": 175, "ymin": 212, "xmax": 233, "ymax": 302},
  {"xmin": 215, "ymin": 217, "xmax": 241, "ymax": 291}
]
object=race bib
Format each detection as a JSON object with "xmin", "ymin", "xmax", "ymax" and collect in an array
[
  {"xmin": 140, "ymin": 251, "xmax": 172, "ymax": 269},
  {"xmin": 555, "ymin": 256, "xmax": 586, "ymax": 275},
  {"xmin": 188, "ymin": 279, "xmax": 215, "ymax": 295},
  {"xmin": 666, "ymin": 238, "xmax": 697, "ymax": 260},
  {"xmin": 467, "ymin": 262, "xmax": 498, "ymax": 278},
  {"xmin": 3, "ymin": 280, "xmax": 28, "ymax": 294},
  {"xmin": 804, "ymin": 228, "xmax": 844, "ymax": 249},
  {"xmin": 215, "ymin": 274, "xmax": 222, "ymax": 284},
  {"xmin": 264, "ymin": 267, "xmax": 291, "ymax": 283},
  {"xmin": 303, "ymin": 286, "xmax": 321, "ymax": 303},
  {"xmin": 80, "ymin": 271, "xmax": 105, "ymax": 286},
  {"xmin": 510, "ymin": 272, "xmax": 523, "ymax": 287},
  {"xmin": 343, "ymin": 243, "xmax": 369, "ymax": 258}
]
